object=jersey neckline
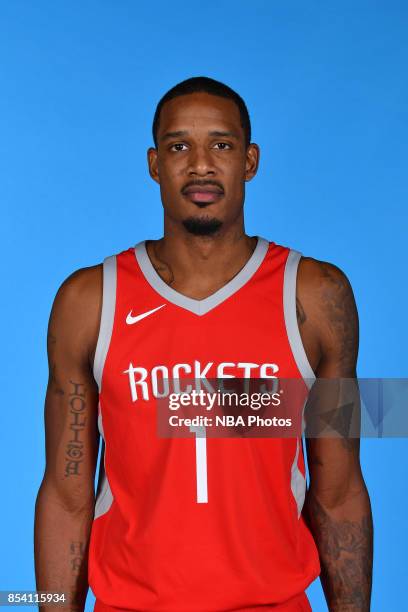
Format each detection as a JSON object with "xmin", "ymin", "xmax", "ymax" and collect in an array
[{"xmin": 134, "ymin": 236, "xmax": 270, "ymax": 316}]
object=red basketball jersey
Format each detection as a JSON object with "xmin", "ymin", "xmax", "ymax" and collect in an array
[{"xmin": 88, "ymin": 236, "xmax": 320, "ymax": 611}]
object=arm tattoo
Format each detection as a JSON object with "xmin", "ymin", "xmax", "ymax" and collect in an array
[
  {"xmin": 151, "ymin": 241, "xmax": 175, "ymax": 286},
  {"xmin": 307, "ymin": 492, "xmax": 373, "ymax": 611},
  {"xmin": 69, "ymin": 541, "xmax": 85, "ymax": 574},
  {"xmin": 65, "ymin": 381, "xmax": 87, "ymax": 477},
  {"xmin": 296, "ymin": 297, "xmax": 306, "ymax": 326},
  {"xmin": 317, "ymin": 262, "xmax": 359, "ymax": 373},
  {"xmin": 68, "ymin": 541, "xmax": 87, "ymax": 609}
]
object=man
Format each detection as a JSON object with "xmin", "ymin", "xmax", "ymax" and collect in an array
[{"xmin": 34, "ymin": 77, "xmax": 373, "ymax": 611}]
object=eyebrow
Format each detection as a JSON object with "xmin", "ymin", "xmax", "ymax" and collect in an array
[
  {"xmin": 208, "ymin": 130, "xmax": 239, "ymax": 139},
  {"xmin": 160, "ymin": 129, "xmax": 240, "ymax": 141},
  {"xmin": 160, "ymin": 130, "xmax": 188, "ymax": 141}
]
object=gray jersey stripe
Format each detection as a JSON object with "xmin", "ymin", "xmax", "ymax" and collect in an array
[
  {"xmin": 134, "ymin": 236, "xmax": 269, "ymax": 316},
  {"xmin": 92, "ymin": 257, "xmax": 116, "ymax": 520},
  {"xmin": 93, "ymin": 255, "xmax": 117, "ymax": 390},
  {"xmin": 290, "ymin": 437, "xmax": 306, "ymax": 518},
  {"xmin": 283, "ymin": 249, "xmax": 316, "ymax": 388}
]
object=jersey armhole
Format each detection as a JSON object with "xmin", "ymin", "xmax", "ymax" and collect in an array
[
  {"xmin": 283, "ymin": 249, "xmax": 316, "ymax": 390},
  {"xmin": 93, "ymin": 255, "xmax": 117, "ymax": 391}
]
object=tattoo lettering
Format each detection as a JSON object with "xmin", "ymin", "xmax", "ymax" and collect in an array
[
  {"xmin": 65, "ymin": 381, "xmax": 87, "ymax": 477},
  {"xmin": 67, "ymin": 539, "xmax": 89, "ymax": 611},
  {"xmin": 69, "ymin": 541, "xmax": 85, "ymax": 574}
]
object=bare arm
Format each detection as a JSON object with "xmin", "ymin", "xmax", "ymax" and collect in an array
[
  {"xmin": 34, "ymin": 265, "xmax": 102, "ymax": 611},
  {"xmin": 298, "ymin": 258, "xmax": 373, "ymax": 611}
]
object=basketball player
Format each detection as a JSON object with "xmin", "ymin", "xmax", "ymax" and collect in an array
[{"xmin": 34, "ymin": 77, "xmax": 373, "ymax": 611}]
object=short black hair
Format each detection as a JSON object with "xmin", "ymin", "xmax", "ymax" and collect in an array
[{"xmin": 152, "ymin": 76, "xmax": 251, "ymax": 148}]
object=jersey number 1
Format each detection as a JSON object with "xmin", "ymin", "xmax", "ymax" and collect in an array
[{"xmin": 189, "ymin": 425, "xmax": 208, "ymax": 503}]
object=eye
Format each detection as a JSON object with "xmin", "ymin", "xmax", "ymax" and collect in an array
[
  {"xmin": 213, "ymin": 142, "xmax": 232, "ymax": 150},
  {"xmin": 170, "ymin": 143, "xmax": 188, "ymax": 152}
]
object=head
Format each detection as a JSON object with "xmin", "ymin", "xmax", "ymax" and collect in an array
[{"xmin": 148, "ymin": 76, "xmax": 259, "ymax": 237}]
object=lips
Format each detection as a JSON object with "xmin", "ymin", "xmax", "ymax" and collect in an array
[{"xmin": 182, "ymin": 185, "xmax": 224, "ymax": 204}]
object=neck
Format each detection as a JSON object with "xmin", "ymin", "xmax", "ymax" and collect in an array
[{"xmin": 145, "ymin": 220, "xmax": 258, "ymax": 298}]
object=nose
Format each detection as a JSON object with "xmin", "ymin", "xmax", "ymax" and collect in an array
[{"xmin": 187, "ymin": 145, "xmax": 216, "ymax": 176}]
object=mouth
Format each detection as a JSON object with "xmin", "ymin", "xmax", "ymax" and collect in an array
[{"xmin": 182, "ymin": 184, "xmax": 224, "ymax": 205}]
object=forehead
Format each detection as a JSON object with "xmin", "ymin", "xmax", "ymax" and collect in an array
[{"xmin": 157, "ymin": 92, "xmax": 244, "ymax": 137}]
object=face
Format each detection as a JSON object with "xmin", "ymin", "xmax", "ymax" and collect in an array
[{"xmin": 148, "ymin": 92, "xmax": 259, "ymax": 236}]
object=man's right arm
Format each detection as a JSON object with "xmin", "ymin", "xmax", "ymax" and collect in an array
[{"xmin": 34, "ymin": 265, "xmax": 102, "ymax": 611}]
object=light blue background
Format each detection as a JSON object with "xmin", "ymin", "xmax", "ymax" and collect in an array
[{"xmin": 1, "ymin": 1, "xmax": 407, "ymax": 610}]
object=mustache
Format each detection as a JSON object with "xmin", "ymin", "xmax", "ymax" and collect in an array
[{"xmin": 181, "ymin": 179, "xmax": 225, "ymax": 194}]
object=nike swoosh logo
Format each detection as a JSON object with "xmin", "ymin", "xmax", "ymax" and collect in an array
[{"xmin": 126, "ymin": 304, "xmax": 166, "ymax": 325}]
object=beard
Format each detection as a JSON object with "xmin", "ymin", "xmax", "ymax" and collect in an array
[{"xmin": 182, "ymin": 215, "xmax": 223, "ymax": 236}]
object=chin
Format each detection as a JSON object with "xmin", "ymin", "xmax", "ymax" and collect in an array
[{"xmin": 182, "ymin": 216, "xmax": 223, "ymax": 237}]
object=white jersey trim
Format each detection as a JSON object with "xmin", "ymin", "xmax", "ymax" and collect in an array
[
  {"xmin": 284, "ymin": 249, "xmax": 314, "ymax": 518},
  {"xmin": 93, "ymin": 255, "xmax": 117, "ymax": 390},
  {"xmin": 290, "ymin": 437, "xmax": 307, "ymax": 518},
  {"xmin": 93, "ymin": 256, "xmax": 116, "ymax": 520},
  {"xmin": 283, "ymin": 249, "xmax": 316, "ymax": 388},
  {"xmin": 134, "ymin": 236, "xmax": 269, "ymax": 316}
]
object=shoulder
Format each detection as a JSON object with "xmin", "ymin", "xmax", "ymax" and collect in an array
[
  {"xmin": 48, "ymin": 264, "xmax": 103, "ymax": 364},
  {"xmin": 297, "ymin": 256, "xmax": 356, "ymax": 304},
  {"xmin": 296, "ymin": 256, "xmax": 359, "ymax": 375},
  {"xmin": 52, "ymin": 264, "xmax": 103, "ymax": 315}
]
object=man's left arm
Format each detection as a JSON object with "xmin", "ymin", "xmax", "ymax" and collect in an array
[{"xmin": 298, "ymin": 258, "xmax": 373, "ymax": 612}]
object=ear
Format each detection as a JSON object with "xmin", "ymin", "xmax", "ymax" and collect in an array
[
  {"xmin": 147, "ymin": 147, "xmax": 160, "ymax": 184},
  {"xmin": 244, "ymin": 143, "xmax": 260, "ymax": 182}
]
